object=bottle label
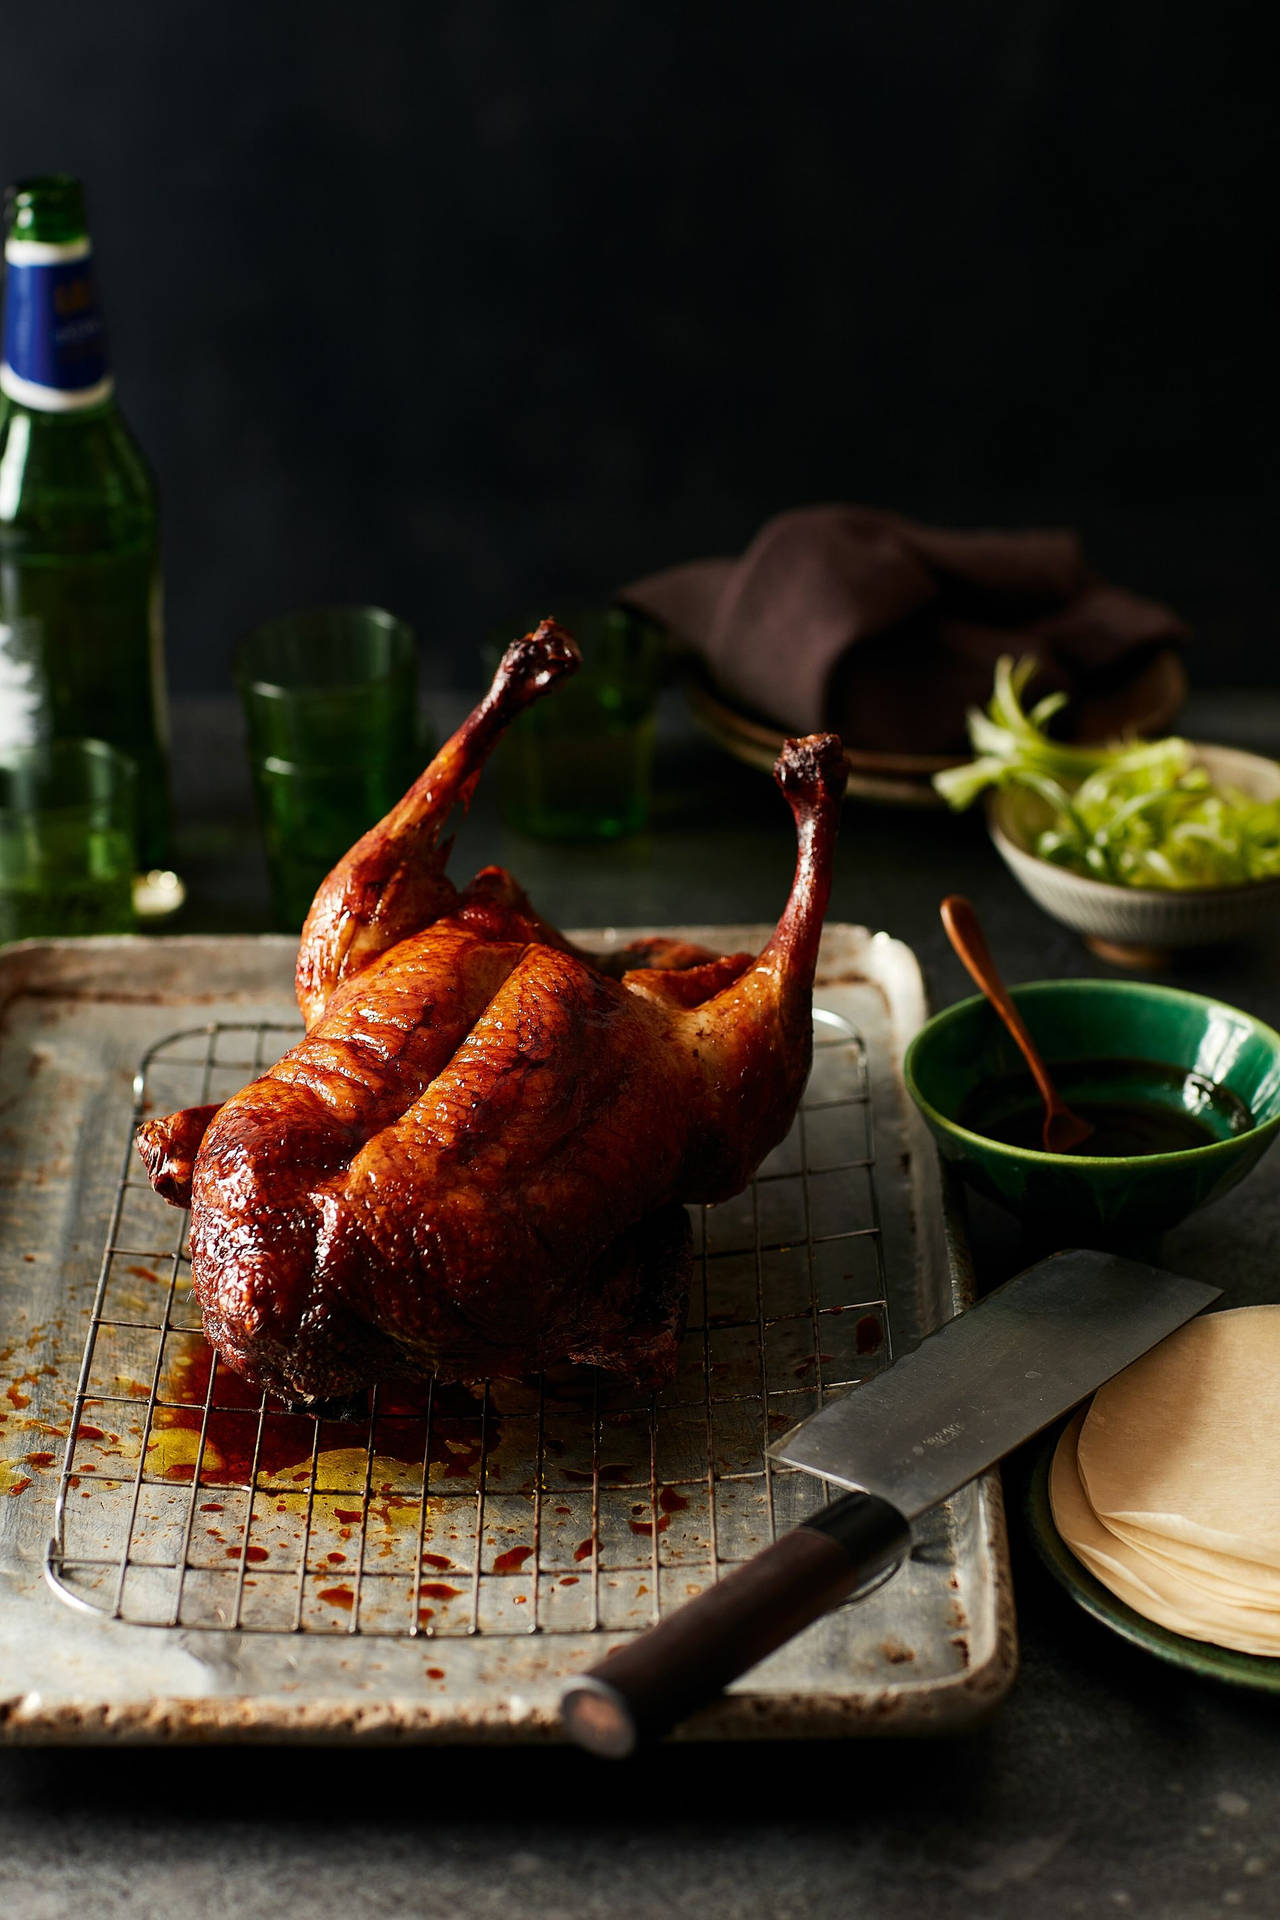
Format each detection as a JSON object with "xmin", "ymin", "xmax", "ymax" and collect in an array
[
  {"xmin": 0, "ymin": 613, "xmax": 50, "ymax": 751},
  {"xmin": 0, "ymin": 237, "xmax": 113, "ymax": 410}
]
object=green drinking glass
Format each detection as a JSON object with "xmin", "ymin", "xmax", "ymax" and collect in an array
[
  {"xmin": 0, "ymin": 738, "xmax": 138, "ymax": 942},
  {"xmin": 235, "ymin": 606, "xmax": 422, "ymax": 931},
  {"xmin": 489, "ymin": 606, "xmax": 664, "ymax": 840}
]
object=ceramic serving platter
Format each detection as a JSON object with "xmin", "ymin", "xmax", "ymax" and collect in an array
[{"xmin": 0, "ymin": 928, "xmax": 1013, "ymax": 1743}]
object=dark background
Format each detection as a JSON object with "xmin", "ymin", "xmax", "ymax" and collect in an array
[{"xmin": 2, "ymin": 0, "xmax": 1275, "ymax": 696}]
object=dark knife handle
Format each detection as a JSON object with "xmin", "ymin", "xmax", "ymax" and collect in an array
[{"xmin": 560, "ymin": 1490, "xmax": 910, "ymax": 1757}]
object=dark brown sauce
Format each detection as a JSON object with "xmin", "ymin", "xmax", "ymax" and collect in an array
[
  {"xmin": 629, "ymin": 1512, "xmax": 671, "ymax": 1536},
  {"xmin": 855, "ymin": 1314, "xmax": 883, "ymax": 1356},
  {"xmin": 961, "ymin": 1057, "xmax": 1253, "ymax": 1158}
]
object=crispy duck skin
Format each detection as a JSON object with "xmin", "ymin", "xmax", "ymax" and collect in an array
[{"xmin": 137, "ymin": 621, "xmax": 845, "ymax": 1403}]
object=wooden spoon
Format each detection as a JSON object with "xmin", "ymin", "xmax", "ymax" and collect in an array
[{"xmin": 940, "ymin": 894, "xmax": 1095, "ymax": 1154}]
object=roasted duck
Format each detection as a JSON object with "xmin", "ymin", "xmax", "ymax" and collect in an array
[{"xmin": 138, "ymin": 622, "xmax": 845, "ymax": 1402}]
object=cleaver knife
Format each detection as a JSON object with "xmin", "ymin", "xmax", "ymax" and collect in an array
[{"xmin": 561, "ymin": 1248, "xmax": 1219, "ymax": 1757}]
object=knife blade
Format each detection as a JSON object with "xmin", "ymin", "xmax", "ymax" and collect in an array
[
  {"xmin": 561, "ymin": 1248, "xmax": 1220, "ymax": 1757},
  {"xmin": 768, "ymin": 1247, "xmax": 1219, "ymax": 1511}
]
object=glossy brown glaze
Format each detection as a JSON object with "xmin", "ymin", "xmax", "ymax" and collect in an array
[
  {"xmin": 136, "ymin": 1103, "xmax": 222, "ymax": 1208},
  {"xmin": 136, "ymin": 621, "xmax": 845, "ymax": 1404}
]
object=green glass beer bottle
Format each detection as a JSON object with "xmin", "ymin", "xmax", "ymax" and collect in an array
[{"xmin": 0, "ymin": 173, "xmax": 171, "ymax": 868}]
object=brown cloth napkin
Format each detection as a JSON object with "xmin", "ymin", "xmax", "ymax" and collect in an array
[{"xmin": 620, "ymin": 505, "xmax": 1190, "ymax": 757}]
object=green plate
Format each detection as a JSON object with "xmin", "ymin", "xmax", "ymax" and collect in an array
[{"xmin": 1026, "ymin": 1424, "xmax": 1280, "ymax": 1694}]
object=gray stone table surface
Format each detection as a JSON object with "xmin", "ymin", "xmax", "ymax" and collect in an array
[{"xmin": 3, "ymin": 686, "xmax": 1280, "ymax": 1919}]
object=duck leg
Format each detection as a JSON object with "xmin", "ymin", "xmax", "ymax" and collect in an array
[
  {"xmin": 659, "ymin": 732, "xmax": 847, "ymax": 1198},
  {"xmin": 296, "ymin": 619, "xmax": 580, "ymax": 1026}
]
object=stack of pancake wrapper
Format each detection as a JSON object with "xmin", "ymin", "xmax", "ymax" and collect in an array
[{"xmin": 1051, "ymin": 1306, "xmax": 1280, "ymax": 1656}]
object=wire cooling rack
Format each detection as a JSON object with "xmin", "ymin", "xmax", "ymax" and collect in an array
[{"xmin": 47, "ymin": 1008, "xmax": 895, "ymax": 1639}]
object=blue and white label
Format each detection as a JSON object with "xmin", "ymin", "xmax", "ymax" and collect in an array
[{"xmin": 0, "ymin": 237, "xmax": 113, "ymax": 410}]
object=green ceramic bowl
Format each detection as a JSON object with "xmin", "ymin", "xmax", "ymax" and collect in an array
[{"xmin": 903, "ymin": 980, "xmax": 1280, "ymax": 1239}]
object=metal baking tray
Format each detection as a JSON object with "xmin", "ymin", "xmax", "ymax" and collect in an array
[{"xmin": 0, "ymin": 928, "xmax": 1014, "ymax": 1743}]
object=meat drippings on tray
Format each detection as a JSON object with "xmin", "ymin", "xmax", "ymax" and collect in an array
[{"xmin": 136, "ymin": 619, "xmax": 845, "ymax": 1403}]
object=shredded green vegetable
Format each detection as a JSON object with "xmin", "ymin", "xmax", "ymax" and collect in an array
[{"xmin": 934, "ymin": 657, "xmax": 1280, "ymax": 889}]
